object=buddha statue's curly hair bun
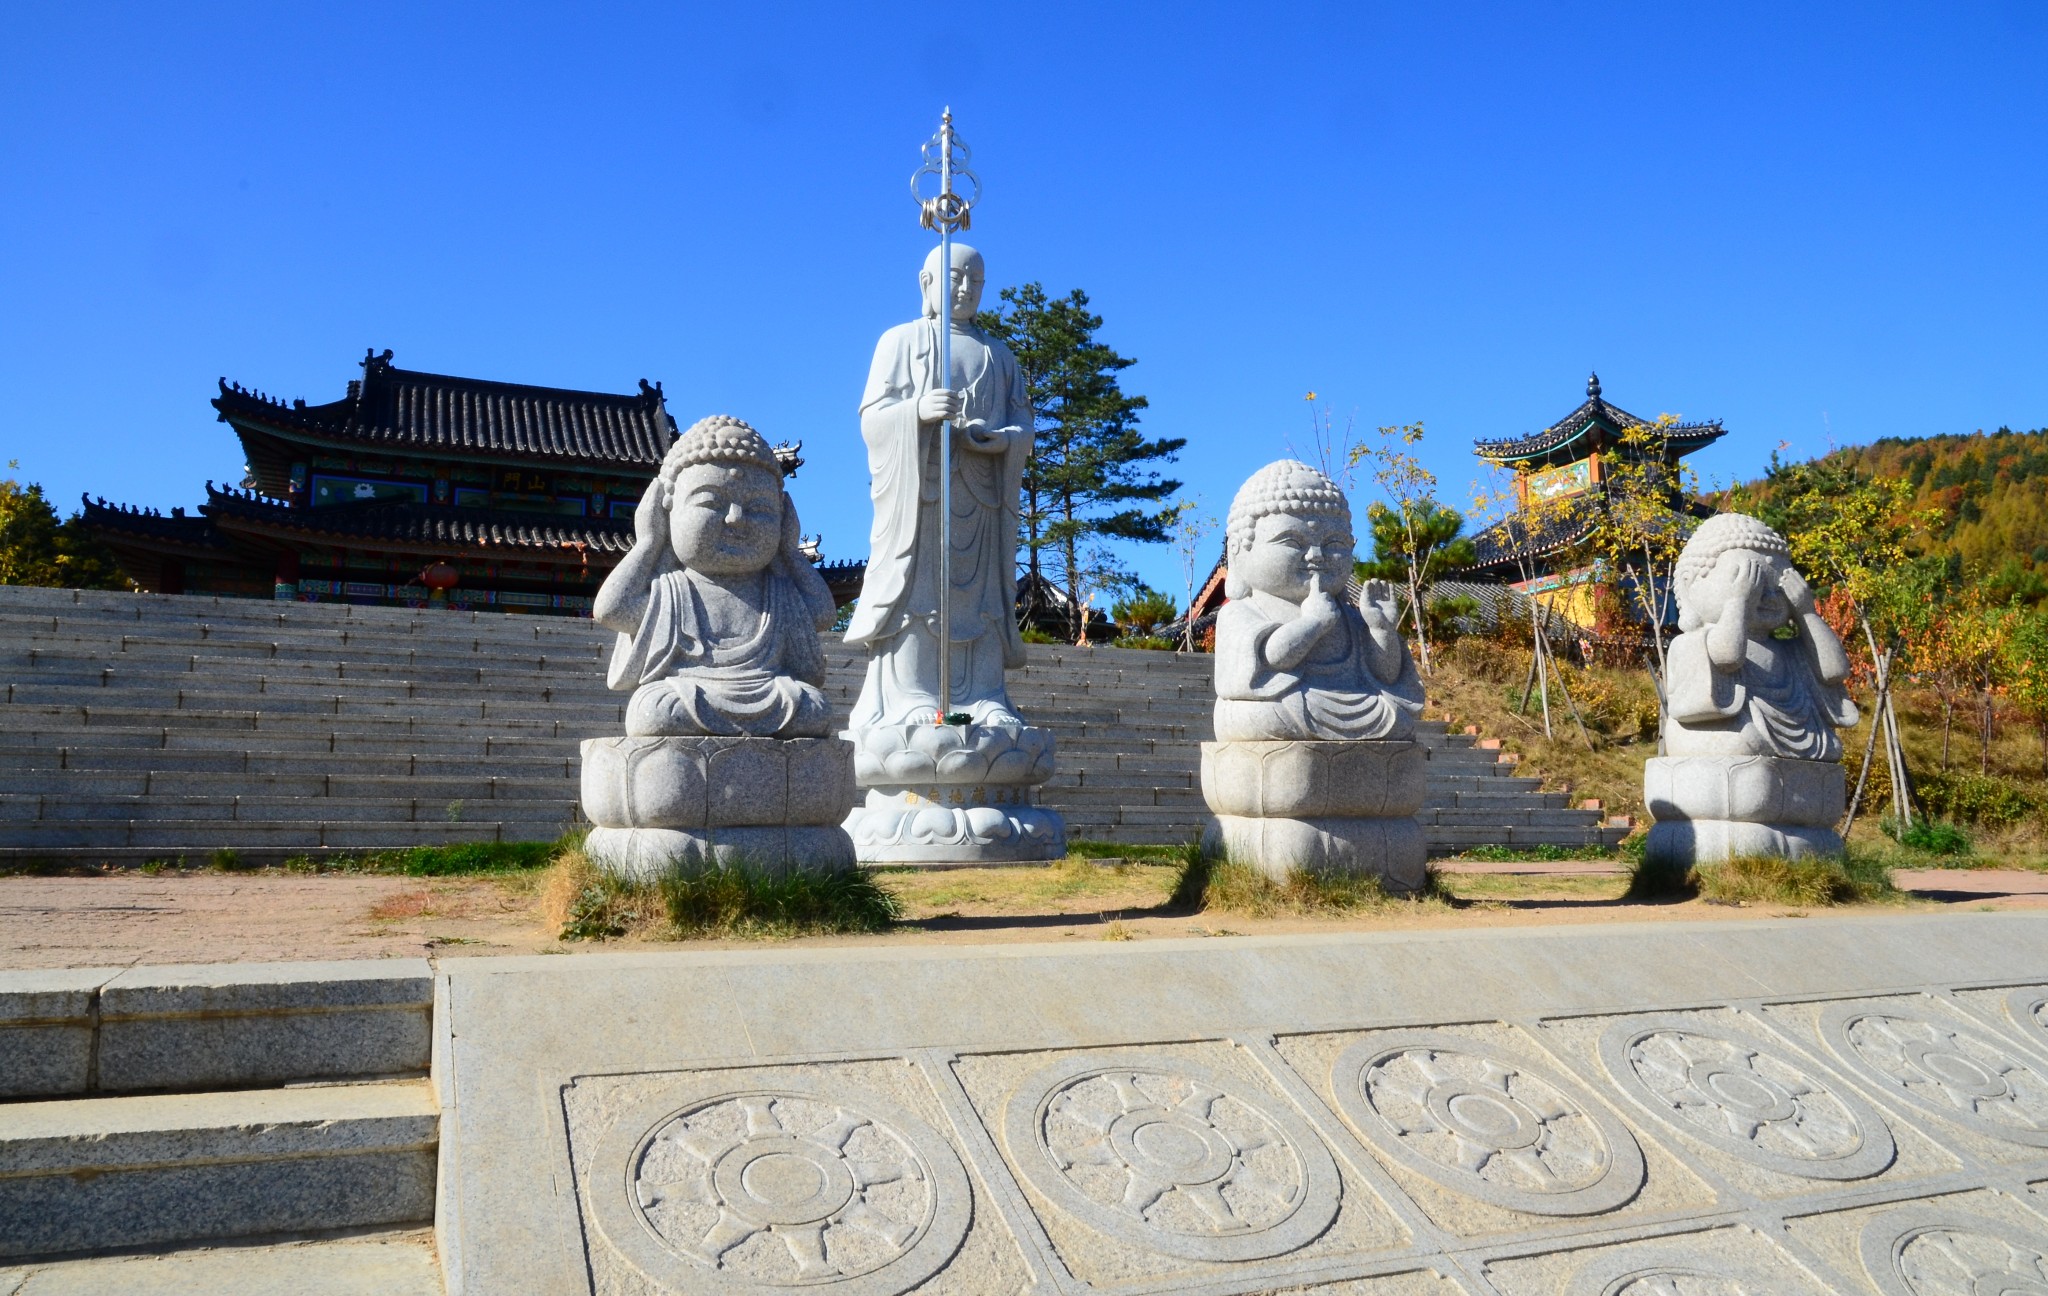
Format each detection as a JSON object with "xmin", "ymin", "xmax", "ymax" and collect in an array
[
  {"xmin": 1226, "ymin": 460, "xmax": 1352, "ymax": 553},
  {"xmin": 657, "ymin": 416, "xmax": 782, "ymax": 503},
  {"xmin": 1674, "ymin": 512, "xmax": 1790, "ymax": 593}
]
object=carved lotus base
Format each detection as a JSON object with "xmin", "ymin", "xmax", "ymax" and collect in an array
[
  {"xmin": 1644, "ymin": 755, "xmax": 1846, "ymax": 869},
  {"xmin": 580, "ymin": 735, "xmax": 858, "ymax": 880},
  {"xmin": 1200, "ymin": 740, "xmax": 1426, "ymax": 818},
  {"xmin": 843, "ymin": 789, "xmax": 1066, "ymax": 864},
  {"xmin": 584, "ymin": 826, "xmax": 857, "ymax": 884},
  {"xmin": 1202, "ymin": 813, "xmax": 1428, "ymax": 895},
  {"xmin": 844, "ymin": 722, "xmax": 1056, "ymax": 788}
]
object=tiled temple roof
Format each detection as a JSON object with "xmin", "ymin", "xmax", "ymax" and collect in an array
[
  {"xmin": 214, "ymin": 348, "xmax": 678, "ymax": 472},
  {"xmin": 79, "ymin": 497, "xmax": 232, "ymax": 552},
  {"xmin": 1475, "ymin": 373, "xmax": 1725, "ymax": 464},
  {"xmin": 201, "ymin": 484, "xmax": 635, "ymax": 559},
  {"xmin": 1461, "ymin": 495, "xmax": 1603, "ymax": 576}
]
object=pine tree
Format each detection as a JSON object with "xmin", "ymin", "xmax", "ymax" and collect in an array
[{"xmin": 976, "ymin": 285, "xmax": 1185, "ymax": 639}]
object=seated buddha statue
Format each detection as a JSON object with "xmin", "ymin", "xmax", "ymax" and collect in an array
[
  {"xmin": 594, "ymin": 415, "xmax": 838, "ymax": 739},
  {"xmin": 1213, "ymin": 460, "xmax": 1424, "ymax": 743},
  {"xmin": 1664, "ymin": 513, "xmax": 1858, "ymax": 761}
]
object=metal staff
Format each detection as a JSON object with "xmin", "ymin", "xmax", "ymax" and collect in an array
[{"xmin": 911, "ymin": 108, "xmax": 980, "ymax": 724}]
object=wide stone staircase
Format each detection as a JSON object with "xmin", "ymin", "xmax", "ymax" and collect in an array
[
  {"xmin": 0, "ymin": 585, "xmax": 1626, "ymax": 863},
  {"xmin": 0, "ymin": 959, "xmax": 437, "ymax": 1270}
]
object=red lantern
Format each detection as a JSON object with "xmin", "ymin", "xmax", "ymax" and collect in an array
[{"xmin": 421, "ymin": 562, "xmax": 459, "ymax": 592}]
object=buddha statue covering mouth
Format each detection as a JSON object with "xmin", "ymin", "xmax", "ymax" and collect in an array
[
  {"xmin": 1213, "ymin": 459, "xmax": 1425, "ymax": 742},
  {"xmin": 594, "ymin": 415, "xmax": 839, "ymax": 739}
]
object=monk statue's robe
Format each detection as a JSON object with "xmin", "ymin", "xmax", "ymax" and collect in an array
[
  {"xmin": 1213, "ymin": 598, "xmax": 1425, "ymax": 743},
  {"xmin": 608, "ymin": 565, "xmax": 832, "ymax": 739},
  {"xmin": 844, "ymin": 312, "xmax": 1033, "ymax": 728}
]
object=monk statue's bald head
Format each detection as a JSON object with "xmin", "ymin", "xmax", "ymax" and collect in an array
[{"xmin": 920, "ymin": 242, "xmax": 986, "ymax": 322}]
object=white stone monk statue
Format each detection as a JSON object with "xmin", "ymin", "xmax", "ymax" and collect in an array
[
  {"xmin": 595, "ymin": 415, "xmax": 837, "ymax": 738},
  {"xmin": 843, "ymin": 242, "xmax": 1033, "ymax": 728},
  {"xmin": 1213, "ymin": 460, "xmax": 1424, "ymax": 742},
  {"xmin": 1664, "ymin": 513, "xmax": 1859, "ymax": 759}
]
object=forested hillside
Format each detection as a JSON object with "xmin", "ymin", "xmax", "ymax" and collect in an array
[{"xmin": 1737, "ymin": 426, "xmax": 2048, "ymax": 604}]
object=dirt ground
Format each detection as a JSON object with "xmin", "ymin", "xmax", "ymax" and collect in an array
[{"xmin": 2, "ymin": 860, "xmax": 2042, "ymax": 971}]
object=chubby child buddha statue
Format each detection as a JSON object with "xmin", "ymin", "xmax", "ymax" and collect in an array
[
  {"xmin": 1644, "ymin": 512, "xmax": 1859, "ymax": 868},
  {"xmin": 578, "ymin": 415, "xmax": 856, "ymax": 880},
  {"xmin": 1200, "ymin": 460, "xmax": 1430, "ymax": 892}
]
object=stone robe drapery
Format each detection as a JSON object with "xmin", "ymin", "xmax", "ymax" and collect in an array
[
  {"xmin": 1666, "ymin": 629, "xmax": 1858, "ymax": 761},
  {"xmin": 608, "ymin": 565, "xmax": 831, "ymax": 738},
  {"xmin": 1213, "ymin": 599, "xmax": 1424, "ymax": 742},
  {"xmin": 845, "ymin": 317, "xmax": 1032, "ymax": 727}
]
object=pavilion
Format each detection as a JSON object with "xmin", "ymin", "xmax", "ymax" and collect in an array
[{"xmin": 81, "ymin": 349, "xmax": 866, "ymax": 615}]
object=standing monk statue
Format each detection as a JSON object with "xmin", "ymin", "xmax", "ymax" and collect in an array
[
  {"xmin": 845, "ymin": 242, "xmax": 1031, "ymax": 728},
  {"xmin": 840, "ymin": 243, "xmax": 1064, "ymax": 862}
]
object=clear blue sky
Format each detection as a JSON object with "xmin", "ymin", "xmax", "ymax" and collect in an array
[{"xmin": 5, "ymin": 3, "xmax": 2044, "ymax": 602}]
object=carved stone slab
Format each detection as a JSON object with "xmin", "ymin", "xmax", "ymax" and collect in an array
[
  {"xmin": 1596, "ymin": 1015, "xmax": 1896, "ymax": 1181},
  {"xmin": 1856, "ymin": 1205, "xmax": 2048, "ymax": 1296},
  {"xmin": 1329, "ymin": 1030, "xmax": 1646, "ymax": 1217},
  {"xmin": 1815, "ymin": 999, "xmax": 2048, "ymax": 1148}
]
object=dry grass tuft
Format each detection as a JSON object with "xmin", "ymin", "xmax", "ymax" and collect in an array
[
  {"xmin": 541, "ymin": 849, "xmax": 669, "ymax": 942},
  {"xmin": 1174, "ymin": 845, "xmax": 1455, "ymax": 918},
  {"xmin": 1690, "ymin": 852, "xmax": 1897, "ymax": 907}
]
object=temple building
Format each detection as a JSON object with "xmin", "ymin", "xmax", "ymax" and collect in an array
[
  {"xmin": 1456, "ymin": 372, "xmax": 1724, "ymax": 625},
  {"xmin": 81, "ymin": 349, "xmax": 866, "ymax": 615}
]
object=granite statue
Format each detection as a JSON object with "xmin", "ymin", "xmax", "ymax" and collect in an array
[
  {"xmin": 839, "ymin": 243, "xmax": 1064, "ymax": 861},
  {"xmin": 1200, "ymin": 460, "xmax": 1429, "ymax": 891},
  {"xmin": 1645, "ymin": 512, "xmax": 1859, "ymax": 867},
  {"xmin": 580, "ymin": 415, "xmax": 855, "ymax": 880}
]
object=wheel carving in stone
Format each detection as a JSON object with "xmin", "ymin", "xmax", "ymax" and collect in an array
[
  {"xmin": 1818, "ymin": 1002, "xmax": 2048, "ymax": 1147},
  {"xmin": 588, "ymin": 1085, "xmax": 970, "ymax": 1295},
  {"xmin": 2003, "ymin": 987, "xmax": 2048, "ymax": 1056},
  {"xmin": 1332, "ymin": 1031, "xmax": 1645, "ymax": 1215},
  {"xmin": 1599, "ymin": 1018, "xmax": 1895, "ymax": 1180},
  {"xmin": 1858, "ymin": 1207, "xmax": 2048, "ymax": 1296},
  {"xmin": 1001, "ymin": 1053, "xmax": 1339, "ymax": 1262}
]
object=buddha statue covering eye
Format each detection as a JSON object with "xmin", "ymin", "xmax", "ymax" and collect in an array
[
  {"xmin": 594, "ymin": 415, "xmax": 839, "ymax": 738},
  {"xmin": 1213, "ymin": 459, "xmax": 1425, "ymax": 742}
]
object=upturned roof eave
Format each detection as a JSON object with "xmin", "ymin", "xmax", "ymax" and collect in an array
[{"xmin": 216, "ymin": 403, "xmax": 668, "ymax": 477}]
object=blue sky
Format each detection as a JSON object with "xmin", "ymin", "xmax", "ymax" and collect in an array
[{"xmin": 4, "ymin": 2, "xmax": 2044, "ymax": 602}]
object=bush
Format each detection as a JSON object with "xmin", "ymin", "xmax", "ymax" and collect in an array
[
  {"xmin": 1882, "ymin": 816, "xmax": 1973, "ymax": 856},
  {"xmin": 1912, "ymin": 769, "xmax": 2034, "ymax": 827},
  {"xmin": 1110, "ymin": 635, "xmax": 1176, "ymax": 651},
  {"xmin": 1020, "ymin": 625, "xmax": 1059, "ymax": 644}
]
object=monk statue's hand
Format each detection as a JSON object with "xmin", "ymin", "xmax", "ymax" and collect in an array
[
  {"xmin": 916, "ymin": 388, "xmax": 963, "ymax": 423},
  {"xmin": 960, "ymin": 420, "xmax": 1007, "ymax": 453},
  {"xmin": 1298, "ymin": 587, "xmax": 1344, "ymax": 640},
  {"xmin": 1359, "ymin": 579, "xmax": 1401, "ymax": 633},
  {"xmin": 1777, "ymin": 564, "xmax": 1814, "ymax": 613},
  {"xmin": 632, "ymin": 477, "xmax": 666, "ymax": 550}
]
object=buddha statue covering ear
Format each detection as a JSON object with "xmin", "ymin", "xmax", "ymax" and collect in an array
[
  {"xmin": 1664, "ymin": 513, "xmax": 1858, "ymax": 759},
  {"xmin": 594, "ymin": 415, "xmax": 838, "ymax": 738}
]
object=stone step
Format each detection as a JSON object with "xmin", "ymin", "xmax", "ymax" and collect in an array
[
  {"xmin": 0, "ymin": 794, "xmax": 581, "ymax": 824},
  {"xmin": 0, "ymin": 818, "xmax": 571, "ymax": 851},
  {"xmin": 1427, "ymin": 823, "xmax": 1632, "ymax": 849},
  {"xmin": 0, "ymin": 960, "xmax": 433, "ymax": 1099},
  {"xmin": 0, "ymin": 745, "xmax": 579, "ymax": 777},
  {"xmin": 0, "ymin": 769, "xmax": 575, "ymax": 798},
  {"xmin": 0, "ymin": 1080, "xmax": 437, "ymax": 1259},
  {"xmin": 0, "ymin": 1227, "xmax": 443, "ymax": 1295},
  {"xmin": 1419, "ymin": 807, "xmax": 1607, "ymax": 828}
]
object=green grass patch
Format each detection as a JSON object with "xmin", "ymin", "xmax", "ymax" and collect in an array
[
  {"xmin": 1170, "ymin": 844, "xmax": 1452, "ymax": 917},
  {"xmin": 1063, "ymin": 839, "xmax": 1186, "ymax": 862},
  {"xmin": 282, "ymin": 837, "xmax": 572, "ymax": 877},
  {"xmin": 1881, "ymin": 817, "xmax": 1973, "ymax": 858},
  {"xmin": 1451, "ymin": 843, "xmax": 1622, "ymax": 863}
]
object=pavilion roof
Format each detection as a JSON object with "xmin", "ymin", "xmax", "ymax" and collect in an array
[
  {"xmin": 1475, "ymin": 373, "xmax": 1725, "ymax": 466},
  {"xmin": 214, "ymin": 348, "xmax": 679, "ymax": 473},
  {"xmin": 79, "ymin": 496, "xmax": 233, "ymax": 556},
  {"xmin": 1459, "ymin": 495, "xmax": 1603, "ymax": 576},
  {"xmin": 202, "ymin": 484, "xmax": 635, "ymax": 562}
]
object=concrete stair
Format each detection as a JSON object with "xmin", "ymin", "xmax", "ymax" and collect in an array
[
  {"xmin": 0, "ymin": 960, "xmax": 437, "ymax": 1263},
  {"xmin": 0, "ymin": 585, "xmax": 1627, "ymax": 861}
]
